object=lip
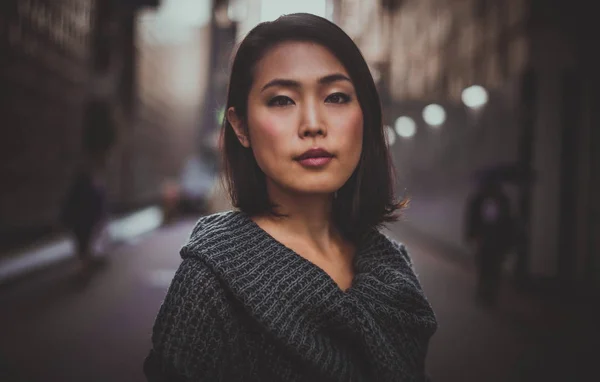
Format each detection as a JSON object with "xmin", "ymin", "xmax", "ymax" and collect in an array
[
  {"xmin": 295, "ymin": 148, "xmax": 334, "ymax": 168},
  {"xmin": 295, "ymin": 148, "xmax": 333, "ymax": 160}
]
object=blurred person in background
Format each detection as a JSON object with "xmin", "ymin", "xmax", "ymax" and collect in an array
[
  {"xmin": 178, "ymin": 145, "xmax": 218, "ymax": 215},
  {"xmin": 465, "ymin": 176, "xmax": 515, "ymax": 307},
  {"xmin": 144, "ymin": 13, "xmax": 437, "ymax": 381},
  {"xmin": 60, "ymin": 99, "xmax": 115, "ymax": 271},
  {"xmin": 161, "ymin": 145, "xmax": 218, "ymax": 223}
]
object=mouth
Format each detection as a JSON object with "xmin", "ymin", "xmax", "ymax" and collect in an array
[{"xmin": 294, "ymin": 148, "xmax": 334, "ymax": 167}]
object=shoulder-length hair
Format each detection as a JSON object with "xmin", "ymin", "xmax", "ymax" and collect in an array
[{"xmin": 221, "ymin": 13, "xmax": 405, "ymax": 241}]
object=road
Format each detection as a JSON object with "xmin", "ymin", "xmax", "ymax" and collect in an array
[{"xmin": 0, "ymin": 217, "xmax": 594, "ymax": 382}]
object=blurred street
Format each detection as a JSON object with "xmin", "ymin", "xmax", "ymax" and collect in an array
[
  {"xmin": 2, "ymin": 0, "xmax": 599, "ymax": 380},
  {"xmin": 0, "ymin": 215, "xmax": 594, "ymax": 382}
]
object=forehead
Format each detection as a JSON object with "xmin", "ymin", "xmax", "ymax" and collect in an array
[{"xmin": 253, "ymin": 41, "xmax": 349, "ymax": 85}]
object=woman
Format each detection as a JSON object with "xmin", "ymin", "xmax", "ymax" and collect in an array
[{"xmin": 144, "ymin": 13, "xmax": 437, "ymax": 382}]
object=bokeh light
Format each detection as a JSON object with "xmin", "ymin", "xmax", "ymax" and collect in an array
[
  {"xmin": 395, "ymin": 116, "xmax": 417, "ymax": 138},
  {"xmin": 422, "ymin": 104, "xmax": 446, "ymax": 127}
]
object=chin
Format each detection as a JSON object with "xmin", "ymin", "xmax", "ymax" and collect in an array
[
  {"xmin": 265, "ymin": 165, "xmax": 356, "ymax": 197},
  {"xmin": 283, "ymin": 177, "xmax": 348, "ymax": 196}
]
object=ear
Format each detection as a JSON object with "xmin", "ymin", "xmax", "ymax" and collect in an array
[{"xmin": 227, "ymin": 107, "xmax": 250, "ymax": 148}]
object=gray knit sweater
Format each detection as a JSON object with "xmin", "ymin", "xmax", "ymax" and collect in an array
[{"xmin": 144, "ymin": 211, "xmax": 437, "ymax": 381}]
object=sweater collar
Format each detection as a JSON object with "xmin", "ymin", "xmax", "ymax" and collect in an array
[{"xmin": 182, "ymin": 211, "xmax": 436, "ymax": 381}]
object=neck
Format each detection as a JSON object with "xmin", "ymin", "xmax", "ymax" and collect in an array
[{"xmin": 256, "ymin": 181, "xmax": 342, "ymax": 252}]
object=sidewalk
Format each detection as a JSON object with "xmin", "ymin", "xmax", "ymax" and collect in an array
[
  {"xmin": 387, "ymin": 222, "xmax": 597, "ymax": 382},
  {"xmin": 0, "ymin": 206, "xmax": 164, "ymax": 286}
]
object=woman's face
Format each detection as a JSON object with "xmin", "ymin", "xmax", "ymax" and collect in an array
[{"xmin": 229, "ymin": 41, "xmax": 363, "ymax": 197}]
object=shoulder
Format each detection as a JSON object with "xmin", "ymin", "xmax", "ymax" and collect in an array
[
  {"xmin": 148, "ymin": 258, "xmax": 232, "ymax": 378},
  {"xmin": 366, "ymin": 229, "xmax": 414, "ymax": 268},
  {"xmin": 364, "ymin": 231, "xmax": 430, "ymax": 293},
  {"xmin": 388, "ymin": 236, "xmax": 414, "ymax": 267},
  {"xmin": 164, "ymin": 258, "xmax": 223, "ymax": 301},
  {"xmin": 187, "ymin": 210, "xmax": 240, "ymax": 242},
  {"xmin": 359, "ymin": 231, "xmax": 437, "ymax": 331},
  {"xmin": 153, "ymin": 259, "xmax": 228, "ymax": 337},
  {"xmin": 180, "ymin": 210, "xmax": 246, "ymax": 259},
  {"xmin": 357, "ymin": 230, "xmax": 425, "ymax": 288}
]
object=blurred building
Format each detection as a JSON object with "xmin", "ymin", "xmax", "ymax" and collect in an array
[
  {"xmin": 377, "ymin": 0, "xmax": 530, "ymax": 282},
  {"xmin": 1, "ymin": 0, "xmax": 598, "ymax": 296},
  {"xmin": 130, "ymin": 0, "xmax": 213, "ymax": 205},
  {"xmin": 0, "ymin": 0, "xmax": 127, "ymax": 249},
  {"xmin": 355, "ymin": 0, "xmax": 599, "ymax": 295},
  {"xmin": 0, "ymin": 0, "xmax": 209, "ymax": 251}
]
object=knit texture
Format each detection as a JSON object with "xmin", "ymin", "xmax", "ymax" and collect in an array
[{"xmin": 144, "ymin": 211, "xmax": 437, "ymax": 381}]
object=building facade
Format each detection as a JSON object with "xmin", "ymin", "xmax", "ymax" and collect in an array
[
  {"xmin": 372, "ymin": 0, "xmax": 598, "ymax": 292},
  {"xmin": 0, "ymin": 0, "xmax": 157, "ymax": 250},
  {"xmin": 1, "ymin": 0, "xmax": 101, "ymax": 248}
]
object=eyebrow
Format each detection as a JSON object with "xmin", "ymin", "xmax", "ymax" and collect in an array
[{"xmin": 260, "ymin": 73, "xmax": 352, "ymax": 93}]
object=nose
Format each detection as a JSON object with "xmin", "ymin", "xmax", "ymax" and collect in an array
[{"xmin": 298, "ymin": 100, "xmax": 327, "ymax": 138}]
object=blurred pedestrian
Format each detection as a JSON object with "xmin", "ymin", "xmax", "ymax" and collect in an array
[
  {"xmin": 60, "ymin": 99, "xmax": 115, "ymax": 271},
  {"xmin": 465, "ymin": 177, "xmax": 515, "ymax": 306},
  {"xmin": 160, "ymin": 148, "xmax": 217, "ymax": 224},
  {"xmin": 178, "ymin": 147, "xmax": 217, "ymax": 215}
]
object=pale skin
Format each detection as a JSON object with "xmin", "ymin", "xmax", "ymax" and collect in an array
[{"xmin": 227, "ymin": 41, "xmax": 364, "ymax": 291}]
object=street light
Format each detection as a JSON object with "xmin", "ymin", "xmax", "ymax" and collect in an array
[
  {"xmin": 422, "ymin": 104, "xmax": 446, "ymax": 127},
  {"xmin": 461, "ymin": 85, "xmax": 489, "ymax": 109},
  {"xmin": 385, "ymin": 125, "xmax": 396, "ymax": 146},
  {"xmin": 394, "ymin": 116, "xmax": 416, "ymax": 138}
]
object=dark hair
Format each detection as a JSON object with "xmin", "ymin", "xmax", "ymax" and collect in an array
[{"xmin": 222, "ymin": 13, "xmax": 405, "ymax": 241}]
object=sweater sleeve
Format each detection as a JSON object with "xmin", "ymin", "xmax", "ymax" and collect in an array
[{"xmin": 143, "ymin": 258, "xmax": 231, "ymax": 381}]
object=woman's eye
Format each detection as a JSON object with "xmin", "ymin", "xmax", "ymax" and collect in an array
[
  {"xmin": 268, "ymin": 95, "xmax": 294, "ymax": 107},
  {"xmin": 325, "ymin": 92, "xmax": 351, "ymax": 104}
]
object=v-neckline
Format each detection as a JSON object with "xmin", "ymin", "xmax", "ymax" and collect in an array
[{"xmin": 244, "ymin": 213, "xmax": 361, "ymax": 295}]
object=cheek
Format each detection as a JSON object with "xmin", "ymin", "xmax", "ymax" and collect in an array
[
  {"xmin": 337, "ymin": 108, "xmax": 364, "ymax": 150},
  {"xmin": 350, "ymin": 111, "xmax": 364, "ymax": 140},
  {"xmin": 248, "ymin": 111, "xmax": 285, "ymax": 147},
  {"xmin": 247, "ymin": 110, "xmax": 291, "ymax": 169}
]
